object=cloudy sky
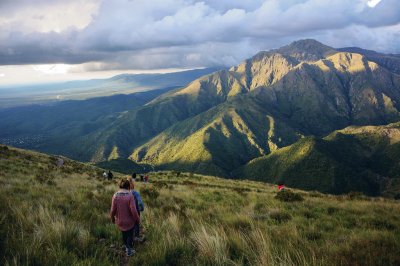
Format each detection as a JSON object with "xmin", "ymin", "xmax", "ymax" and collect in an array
[{"xmin": 0, "ymin": 0, "xmax": 399, "ymax": 85}]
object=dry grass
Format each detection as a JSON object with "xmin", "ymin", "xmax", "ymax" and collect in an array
[{"xmin": 1, "ymin": 146, "xmax": 400, "ymax": 265}]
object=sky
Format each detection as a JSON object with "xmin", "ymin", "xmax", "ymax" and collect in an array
[{"xmin": 0, "ymin": 0, "xmax": 399, "ymax": 85}]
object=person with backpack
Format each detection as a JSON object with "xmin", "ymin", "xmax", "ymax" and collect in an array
[
  {"xmin": 129, "ymin": 178, "xmax": 145, "ymax": 242},
  {"xmin": 110, "ymin": 179, "xmax": 140, "ymax": 257}
]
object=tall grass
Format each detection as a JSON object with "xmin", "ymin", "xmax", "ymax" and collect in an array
[{"xmin": 1, "ymin": 146, "xmax": 400, "ymax": 265}]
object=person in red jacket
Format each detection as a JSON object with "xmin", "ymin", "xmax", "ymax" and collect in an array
[{"xmin": 110, "ymin": 179, "xmax": 140, "ymax": 256}]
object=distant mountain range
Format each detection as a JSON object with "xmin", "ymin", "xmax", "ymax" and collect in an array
[
  {"xmin": 0, "ymin": 67, "xmax": 220, "ymax": 108},
  {"xmin": 1, "ymin": 39, "xmax": 400, "ymax": 196}
]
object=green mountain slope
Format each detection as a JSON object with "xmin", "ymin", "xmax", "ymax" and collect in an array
[
  {"xmin": 0, "ymin": 87, "xmax": 178, "ymax": 158},
  {"xmin": 236, "ymin": 122, "xmax": 400, "ymax": 197},
  {"xmin": 0, "ymin": 68, "xmax": 220, "ymax": 160},
  {"xmin": 130, "ymin": 42, "xmax": 400, "ymax": 177},
  {"xmin": 1, "ymin": 145, "xmax": 400, "ymax": 265},
  {"xmin": 338, "ymin": 47, "xmax": 400, "ymax": 75},
  {"xmin": 2, "ymin": 40, "xmax": 400, "ymax": 197}
]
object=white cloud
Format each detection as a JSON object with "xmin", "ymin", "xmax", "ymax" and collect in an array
[
  {"xmin": 0, "ymin": 0, "xmax": 99, "ymax": 33},
  {"xmin": 367, "ymin": 0, "xmax": 382, "ymax": 8},
  {"xmin": 0, "ymin": 0, "xmax": 399, "ymax": 75},
  {"xmin": 32, "ymin": 64, "xmax": 71, "ymax": 75}
]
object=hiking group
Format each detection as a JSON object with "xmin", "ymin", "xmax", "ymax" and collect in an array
[
  {"xmin": 132, "ymin": 172, "xmax": 149, "ymax": 183},
  {"xmin": 103, "ymin": 170, "xmax": 114, "ymax": 180},
  {"xmin": 110, "ymin": 177, "xmax": 145, "ymax": 257}
]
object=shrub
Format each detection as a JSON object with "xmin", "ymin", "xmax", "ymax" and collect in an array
[
  {"xmin": 233, "ymin": 187, "xmax": 251, "ymax": 195},
  {"xmin": 140, "ymin": 186, "xmax": 160, "ymax": 199},
  {"xmin": 347, "ymin": 191, "xmax": 365, "ymax": 200},
  {"xmin": 327, "ymin": 207, "xmax": 338, "ymax": 215},
  {"xmin": 171, "ymin": 170, "xmax": 181, "ymax": 177},
  {"xmin": 0, "ymin": 145, "xmax": 9, "ymax": 151},
  {"xmin": 304, "ymin": 230, "xmax": 322, "ymax": 241},
  {"xmin": 275, "ymin": 190, "xmax": 304, "ymax": 202},
  {"xmin": 164, "ymin": 242, "xmax": 193, "ymax": 266},
  {"xmin": 154, "ymin": 180, "xmax": 169, "ymax": 189},
  {"xmin": 269, "ymin": 210, "xmax": 292, "ymax": 223}
]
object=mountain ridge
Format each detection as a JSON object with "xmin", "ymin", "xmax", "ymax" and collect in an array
[
  {"xmin": 2, "ymin": 39, "xmax": 400, "ymax": 196},
  {"xmin": 236, "ymin": 122, "xmax": 400, "ymax": 197},
  {"xmin": 129, "ymin": 41, "xmax": 400, "ymax": 181}
]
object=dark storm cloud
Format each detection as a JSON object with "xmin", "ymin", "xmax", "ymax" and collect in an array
[{"xmin": 0, "ymin": 0, "xmax": 399, "ymax": 69}]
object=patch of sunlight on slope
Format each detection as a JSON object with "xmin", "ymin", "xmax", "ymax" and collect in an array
[
  {"xmin": 267, "ymin": 115, "xmax": 278, "ymax": 152},
  {"xmin": 130, "ymin": 107, "xmax": 271, "ymax": 174},
  {"xmin": 130, "ymin": 126, "xmax": 213, "ymax": 166},
  {"xmin": 230, "ymin": 53, "xmax": 296, "ymax": 90},
  {"xmin": 241, "ymin": 137, "xmax": 316, "ymax": 179},
  {"xmin": 327, "ymin": 53, "xmax": 369, "ymax": 73},
  {"xmin": 91, "ymin": 145, "xmax": 105, "ymax": 162},
  {"xmin": 333, "ymin": 122, "xmax": 400, "ymax": 145},
  {"xmin": 107, "ymin": 146, "xmax": 119, "ymax": 161},
  {"xmin": 174, "ymin": 79, "xmax": 202, "ymax": 97},
  {"xmin": 313, "ymin": 52, "xmax": 379, "ymax": 74},
  {"xmin": 173, "ymin": 71, "xmax": 246, "ymax": 100},
  {"xmin": 227, "ymin": 109, "xmax": 266, "ymax": 155},
  {"xmin": 383, "ymin": 93, "xmax": 400, "ymax": 116}
]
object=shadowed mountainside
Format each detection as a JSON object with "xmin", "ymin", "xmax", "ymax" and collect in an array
[
  {"xmin": 236, "ymin": 122, "xmax": 400, "ymax": 197},
  {"xmin": 129, "ymin": 40, "xmax": 400, "ymax": 178},
  {"xmin": 2, "ymin": 40, "xmax": 400, "ymax": 196}
]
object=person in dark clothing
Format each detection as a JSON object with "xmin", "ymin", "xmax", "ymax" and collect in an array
[
  {"xmin": 107, "ymin": 170, "xmax": 113, "ymax": 180},
  {"xmin": 131, "ymin": 172, "xmax": 137, "ymax": 181}
]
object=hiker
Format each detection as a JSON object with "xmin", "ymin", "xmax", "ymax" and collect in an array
[
  {"xmin": 144, "ymin": 174, "xmax": 149, "ymax": 183},
  {"xmin": 103, "ymin": 171, "xmax": 108, "ymax": 179},
  {"xmin": 107, "ymin": 170, "xmax": 113, "ymax": 180},
  {"xmin": 110, "ymin": 179, "xmax": 140, "ymax": 257},
  {"xmin": 130, "ymin": 178, "xmax": 145, "ymax": 242},
  {"xmin": 131, "ymin": 172, "xmax": 137, "ymax": 181},
  {"xmin": 140, "ymin": 174, "xmax": 144, "ymax": 182}
]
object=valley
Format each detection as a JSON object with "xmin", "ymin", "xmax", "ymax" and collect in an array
[{"xmin": 1, "ymin": 40, "xmax": 400, "ymax": 197}]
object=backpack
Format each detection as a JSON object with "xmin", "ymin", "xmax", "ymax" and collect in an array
[{"xmin": 132, "ymin": 190, "xmax": 144, "ymax": 212}]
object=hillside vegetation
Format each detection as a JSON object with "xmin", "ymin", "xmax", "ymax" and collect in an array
[
  {"xmin": 1, "ymin": 145, "xmax": 400, "ymax": 265},
  {"xmin": 130, "ymin": 41, "xmax": 400, "ymax": 177},
  {"xmin": 1, "ymin": 40, "xmax": 400, "ymax": 196},
  {"xmin": 237, "ymin": 122, "xmax": 400, "ymax": 197}
]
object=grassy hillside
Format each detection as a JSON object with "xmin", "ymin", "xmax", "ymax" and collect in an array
[
  {"xmin": 1, "ymin": 145, "xmax": 400, "ymax": 265},
  {"xmin": 237, "ymin": 122, "xmax": 400, "ymax": 197}
]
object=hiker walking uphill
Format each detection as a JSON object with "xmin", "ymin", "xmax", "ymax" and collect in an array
[{"xmin": 110, "ymin": 179, "xmax": 140, "ymax": 257}]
